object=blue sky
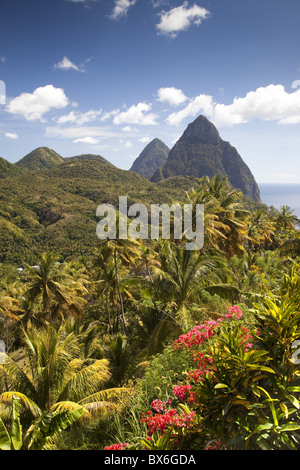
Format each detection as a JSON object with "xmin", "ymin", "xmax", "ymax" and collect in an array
[{"xmin": 1, "ymin": 0, "xmax": 300, "ymax": 183}]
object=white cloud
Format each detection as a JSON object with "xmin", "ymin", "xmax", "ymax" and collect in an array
[
  {"xmin": 45, "ymin": 125, "xmax": 119, "ymax": 140},
  {"xmin": 6, "ymin": 85, "xmax": 69, "ymax": 122},
  {"xmin": 5, "ymin": 132, "xmax": 18, "ymax": 140},
  {"xmin": 212, "ymin": 84, "xmax": 300, "ymax": 127},
  {"xmin": 0, "ymin": 80, "xmax": 5, "ymax": 105},
  {"xmin": 157, "ymin": 87, "xmax": 188, "ymax": 106},
  {"xmin": 123, "ymin": 140, "xmax": 133, "ymax": 148},
  {"xmin": 156, "ymin": 2, "xmax": 210, "ymax": 38},
  {"xmin": 166, "ymin": 94, "xmax": 215, "ymax": 126},
  {"xmin": 0, "ymin": 57, "xmax": 6, "ymax": 63},
  {"xmin": 138, "ymin": 136, "xmax": 151, "ymax": 143},
  {"xmin": 165, "ymin": 85, "xmax": 300, "ymax": 128},
  {"xmin": 113, "ymin": 102, "xmax": 158, "ymax": 125},
  {"xmin": 57, "ymin": 108, "xmax": 102, "ymax": 125},
  {"xmin": 110, "ymin": 0, "xmax": 137, "ymax": 20},
  {"xmin": 151, "ymin": 0, "xmax": 167, "ymax": 8},
  {"xmin": 122, "ymin": 125, "xmax": 138, "ymax": 132},
  {"xmin": 100, "ymin": 109, "xmax": 120, "ymax": 121},
  {"xmin": 73, "ymin": 136, "xmax": 100, "ymax": 144},
  {"xmin": 54, "ymin": 56, "xmax": 86, "ymax": 72}
]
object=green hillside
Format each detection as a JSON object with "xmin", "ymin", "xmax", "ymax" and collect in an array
[
  {"xmin": 15, "ymin": 147, "xmax": 65, "ymax": 171},
  {"xmin": 0, "ymin": 157, "xmax": 24, "ymax": 178},
  {"xmin": 0, "ymin": 155, "xmax": 200, "ymax": 264}
]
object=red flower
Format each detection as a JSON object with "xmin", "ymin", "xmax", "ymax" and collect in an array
[{"xmin": 104, "ymin": 442, "xmax": 129, "ymax": 450}]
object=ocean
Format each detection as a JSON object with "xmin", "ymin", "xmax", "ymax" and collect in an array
[{"xmin": 259, "ymin": 184, "xmax": 300, "ymax": 218}]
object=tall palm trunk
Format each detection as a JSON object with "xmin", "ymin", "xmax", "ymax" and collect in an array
[
  {"xmin": 106, "ymin": 294, "xmax": 113, "ymax": 336},
  {"xmin": 113, "ymin": 248, "xmax": 129, "ymax": 336}
]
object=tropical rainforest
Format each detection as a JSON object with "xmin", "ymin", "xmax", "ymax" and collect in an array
[{"xmin": 1, "ymin": 163, "xmax": 300, "ymax": 452}]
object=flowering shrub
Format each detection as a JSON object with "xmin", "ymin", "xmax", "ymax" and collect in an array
[
  {"xmin": 141, "ymin": 408, "xmax": 196, "ymax": 437},
  {"xmin": 104, "ymin": 442, "xmax": 129, "ymax": 450},
  {"xmin": 106, "ymin": 289, "xmax": 300, "ymax": 450}
]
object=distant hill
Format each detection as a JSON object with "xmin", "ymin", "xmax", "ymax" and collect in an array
[
  {"xmin": 0, "ymin": 116, "xmax": 265, "ymax": 263},
  {"xmin": 130, "ymin": 138, "xmax": 170, "ymax": 179},
  {"xmin": 16, "ymin": 147, "xmax": 64, "ymax": 171},
  {"xmin": 151, "ymin": 115, "xmax": 261, "ymax": 202},
  {"xmin": 0, "ymin": 157, "xmax": 24, "ymax": 178},
  {"xmin": 64, "ymin": 154, "xmax": 116, "ymax": 167},
  {"xmin": 0, "ymin": 154, "xmax": 200, "ymax": 264}
]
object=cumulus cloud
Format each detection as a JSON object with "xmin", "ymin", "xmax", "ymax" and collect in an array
[
  {"xmin": 165, "ymin": 85, "xmax": 300, "ymax": 127},
  {"xmin": 5, "ymin": 132, "xmax": 18, "ymax": 140},
  {"xmin": 138, "ymin": 136, "xmax": 151, "ymax": 143},
  {"xmin": 0, "ymin": 80, "xmax": 5, "ymax": 105},
  {"xmin": 57, "ymin": 108, "xmax": 102, "ymax": 125},
  {"xmin": 166, "ymin": 94, "xmax": 214, "ymax": 126},
  {"xmin": 156, "ymin": 2, "xmax": 210, "ymax": 37},
  {"xmin": 113, "ymin": 102, "xmax": 158, "ymax": 125},
  {"xmin": 6, "ymin": 85, "xmax": 69, "ymax": 121},
  {"xmin": 157, "ymin": 87, "xmax": 188, "ymax": 106},
  {"xmin": 100, "ymin": 109, "xmax": 120, "ymax": 122},
  {"xmin": 213, "ymin": 85, "xmax": 300, "ymax": 127},
  {"xmin": 45, "ymin": 125, "xmax": 119, "ymax": 140},
  {"xmin": 73, "ymin": 136, "xmax": 100, "ymax": 144},
  {"xmin": 109, "ymin": 0, "xmax": 137, "ymax": 20},
  {"xmin": 54, "ymin": 56, "xmax": 86, "ymax": 72}
]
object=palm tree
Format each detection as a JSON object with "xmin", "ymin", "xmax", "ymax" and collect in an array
[
  {"xmin": 94, "ymin": 238, "xmax": 141, "ymax": 336},
  {"xmin": 132, "ymin": 241, "xmax": 160, "ymax": 282},
  {"xmin": 24, "ymin": 252, "xmax": 88, "ymax": 326},
  {"xmin": 150, "ymin": 241, "xmax": 237, "ymax": 329},
  {"xmin": 186, "ymin": 178, "xmax": 229, "ymax": 250},
  {"xmin": 0, "ymin": 394, "xmax": 83, "ymax": 450},
  {"xmin": 0, "ymin": 325, "xmax": 129, "ymax": 423},
  {"xmin": 186, "ymin": 175, "xmax": 249, "ymax": 256},
  {"xmin": 275, "ymin": 205, "xmax": 300, "ymax": 231},
  {"xmin": 209, "ymin": 176, "xmax": 250, "ymax": 258},
  {"xmin": 94, "ymin": 257, "xmax": 134, "ymax": 335},
  {"xmin": 247, "ymin": 209, "xmax": 275, "ymax": 252},
  {"xmin": 0, "ymin": 289, "xmax": 21, "ymax": 352}
]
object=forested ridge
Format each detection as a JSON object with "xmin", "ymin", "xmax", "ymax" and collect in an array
[{"xmin": 1, "ymin": 172, "xmax": 300, "ymax": 450}]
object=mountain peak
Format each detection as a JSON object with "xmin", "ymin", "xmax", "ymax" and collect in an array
[
  {"xmin": 180, "ymin": 115, "xmax": 221, "ymax": 146},
  {"xmin": 16, "ymin": 147, "xmax": 64, "ymax": 171},
  {"xmin": 130, "ymin": 138, "xmax": 170, "ymax": 179},
  {"xmin": 151, "ymin": 114, "xmax": 261, "ymax": 202}
]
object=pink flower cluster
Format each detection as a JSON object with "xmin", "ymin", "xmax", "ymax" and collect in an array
[
  {"xmin": 141, "ymin": 409, "xmax": 196, "ymax": 437},
  {"xmin": 151, "ymin": 398, "xmax": 172, "ymax": 413},
  {"xmin": 173, "ymin": 323, "xmax": 216, "ymax": 351},
  {"xmin": 173, "ymin": 385, "xmax": 192, "ymax": 402},
  {"xmin": 225, "ymin": 305, "xmax": 243, "ymax": 319},
  {"xmin": 104, "ymin": 442, "xmax": 129, "ymax": 450}
]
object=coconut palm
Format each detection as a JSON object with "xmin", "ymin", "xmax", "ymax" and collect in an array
[
  {"xmin": 275, "ymin": 205, "xmax": 300, "ymax": 231},
  {"xmin": 150, "ymin": 241, "xmax": 238, "ymax": 329},
  {"xmin": 94, "ymin": 238, "xmax": 141, "ymax": 336},
  {"xmin": 0, "ymin": 289, "xmax": 21, "ymax": 352},
  {"xmin": 0, "ymin": 394, "xmax": 83, "ymax": 450},
  {"xmin": 0, "ymin": 325, "xmax": 129, "ymax": 424},
  {"xmin": 186, "ymin": 175, "xmax": 249, "ymax": 256},
  {"xmin": 247, "ymin": 209, "xmax": 276, "ymax": 252},
  {"xmin": 186, "ymin": 178, "xmax": 229, "ymax": 250},
  {"xmin": 24, "ymin": 252, "xmax": 88, "ymax": 326},
  {"xmin": 209, "ymin": 176, "xmax": 250, "ymax": 257}
]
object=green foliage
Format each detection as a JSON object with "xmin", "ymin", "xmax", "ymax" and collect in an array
[
  {"xmin": 0, "ymin": 153, "xmax": 300, "ymax": 450},
  {"xmin": 0, "ymin": 394, "xmax": 83, "ymax": 450}
]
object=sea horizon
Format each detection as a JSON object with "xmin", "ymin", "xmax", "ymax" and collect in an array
[{"xmin": 259, "ymin": 182, "xmax": 300, "ymax": 218}]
